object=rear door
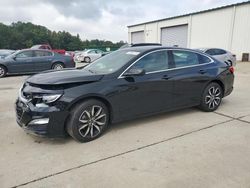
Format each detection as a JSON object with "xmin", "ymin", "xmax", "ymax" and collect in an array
[
  {"xmin": 169, "ymin": 50, "xmax": 214, "ymax": 107},
  {"xmin": 9, "ymin": 50, "xmax": 35, "ymax": 73},
  {"xmin": 33, "ymin": 50, "xmax": 53, "ymax": 71}
]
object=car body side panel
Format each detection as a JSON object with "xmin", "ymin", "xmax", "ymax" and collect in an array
[
  {"xmin": 110, "ymin": 72, "xmax": 174, "ymax": 120},
  {"xmin": 8, "ymin": 57, "xmax": 35, "ymax": 73}
]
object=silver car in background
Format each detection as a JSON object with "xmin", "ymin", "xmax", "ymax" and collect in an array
[
  {"xmin": 196, "ymin": 48, "xmax": 236, "ymax": 66},
  {"xmin": 74, "ymin": 49, "xmax": 104, "ymax": 63}
]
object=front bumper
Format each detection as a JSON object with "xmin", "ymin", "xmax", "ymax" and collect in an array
[{"xmin": 15, "ymin": 97, "xmax": 69, "ymax": 138}]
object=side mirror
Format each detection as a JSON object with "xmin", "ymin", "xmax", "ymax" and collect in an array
[
  {"xmin": 123, "ymin": 68, "xmax": 145, "ymax": 77},
  {"xmin": 12, "ymin": 56, "xmax": 16, "ymax": 60}
]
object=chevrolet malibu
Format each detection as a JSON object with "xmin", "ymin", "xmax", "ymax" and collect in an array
[{"xmin": 15, "ymin": 46, "xmax": 234, "ymax": 142}]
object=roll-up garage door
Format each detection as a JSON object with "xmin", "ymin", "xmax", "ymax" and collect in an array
[
  {"xmin": 161, "ymin": 24, "xmax": 188, "ymax": 47},
  {"xmin": 131, "ymin": 31, "xmax": 144, "ymax": 43}
]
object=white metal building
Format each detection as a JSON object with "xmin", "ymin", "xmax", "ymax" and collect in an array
[{"xmin": 128, "ymin": 1, "xmax": 250, "ymax": 60}]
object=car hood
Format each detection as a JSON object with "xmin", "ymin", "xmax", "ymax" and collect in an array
[{"xmin": 26, "ymin": 69, "xmax": 104, "ymax": 85}]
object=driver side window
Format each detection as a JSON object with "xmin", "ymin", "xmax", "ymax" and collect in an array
[
  {"xmin": 131, "ymin": 51, "xmax": 168, "ymax": 73},
  {"xmin": 16, "ymin": 51, "xmax": 33, "ymax": 58}
]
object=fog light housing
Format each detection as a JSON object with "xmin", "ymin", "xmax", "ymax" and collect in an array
[{"xmin": 28, "ymin": 118, "xmax": 49, "ymax": 125}]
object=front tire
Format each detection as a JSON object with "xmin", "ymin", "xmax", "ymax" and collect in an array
[
  {"xmin": 199, "ymin": 82, "xmax": 223, "ymax": 112},
  {"xmin": 66, "ymin": 99, "xmax": 109, "ymax": 142},
  {"xmin": 0, "ymin": 65, "xmax": 7, "ymax": 78}
]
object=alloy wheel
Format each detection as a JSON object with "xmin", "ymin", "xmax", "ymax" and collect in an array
[
  {"xmin": 78, "ymin": 105, "xmax": 107, "ymax": 138},
  {"xmin": 205, "ymin": 86, "xmax": 221, "ymax": 109},
  {"xmin": 54, "ymin": 64, "xmax": 64, "ymax": 70},
  {"xmin": 0, "ymin": 67, "xmax": 5, "ymax": 77}
]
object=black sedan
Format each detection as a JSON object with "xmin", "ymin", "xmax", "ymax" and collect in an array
[
  {"xmin": 15, "ymin": 46, "xmax": 234, "ymax": 142},
  {"xmin": 0, "ymin": 49, "xmax": 75, "ymax": 78}
]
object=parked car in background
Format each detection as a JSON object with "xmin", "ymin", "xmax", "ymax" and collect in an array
[
  {"xmin": 119, "ymin": 43, "xmax": 162, "ymax": 49},
  {"xmin": 65, "ymin": 51, "xmax": 75, "ymax": 57},
  {"xmin": 15, "ymin": 46, "xmax": 234, "ymax": 142},
  {"xmin": 0, "ymin": 49, "xmax": 75, "ymax": 78},
  {"xmin": 195, "ymin": 48, "xmax": 236, "ymax": 66},
  {"xmin": 74, "ymin": 49, "xmax": 104, "ymax": 63},
  {"xmin": 31, "ymin": 44, "xmax": 66, "ymax": 55},
  {"xmin": 0, "ymin": 49, "xmax": 15, "ymax": 59}
]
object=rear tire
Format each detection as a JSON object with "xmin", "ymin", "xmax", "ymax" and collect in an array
[
  {"xmin": 66, "ymin": 99, "xmax": 109, "ymax": 142},
  {"xmin": 84, "ymin": 57, "xmax": 91, "ymax": 63},
  {"xmin": 199, "ymin": 82, "xmax": 223, "ymax": 112},
  {"xmin": 52, "ymin": 63, "xmax": 64, "ymax": 70},
  {"xmin": 0, "ymin": 65, "xmax": 7, "ymax": 78}
]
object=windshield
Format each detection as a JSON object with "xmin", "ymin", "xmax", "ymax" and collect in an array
[
  {"xmin": 4, "ymin": 50, "xmax": 20, "ymax": 58},
  {"xmin": 84, "ymin": 49, "xmax": 140, "ymax": 74}
]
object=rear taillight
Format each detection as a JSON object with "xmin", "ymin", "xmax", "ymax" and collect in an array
[{"xmin": 229, "ymin": 66, "xmax": 234, "ymax": 74}]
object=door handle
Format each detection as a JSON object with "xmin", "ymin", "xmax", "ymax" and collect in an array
[
  {"xmin": 162, "ymin": 75, "xmax": 171, "ymax": 80},
  {"xmin": 199, "ymin": 69, "xmax": 207, "ymax": 74}
]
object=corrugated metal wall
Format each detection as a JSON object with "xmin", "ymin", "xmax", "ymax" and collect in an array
[
  {"xmin": 128, "ymin": 2, "xmax": 250, "ymax": 60},
  {"xmin": 231, "ymin": 4, "xmax": 250, "ymax": 59}
]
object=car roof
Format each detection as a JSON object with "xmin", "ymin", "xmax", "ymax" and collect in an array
[
  {"xmin": 119, "ymin": 46, "xmax": 200, "ymax": 54},
  {"xmin": 19, "ymin": 49, "xmax": 53, "ymax": 52}
]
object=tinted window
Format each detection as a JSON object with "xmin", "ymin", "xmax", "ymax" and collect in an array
[
  {"xmin": 16, "ymin": 51, "xmax": 33, "ymax": 58},
  {"xmin": 172, "ymin": 50, "xmax": 199, "ymax": 68},
  {"xmin": 215, "ymin": 49, "xmax": 226, "ymax": 55},
  {"xmin": 198, "ymin": 54, "xmax": 212, "ymax": 64},
  {"xmin": 205, "ymin": 49, "xmax": 216, "ymax": 55},
  {"xmin": 131, "ymin": 51, "xmax": 168, "ymax": 73},
  {"xmin": 206, "ymin": 49, "xmax": 226, "ymax": 55},
  {"xmin": 34, "ymin": 51, "xmax": 52, "ymax": 57}
]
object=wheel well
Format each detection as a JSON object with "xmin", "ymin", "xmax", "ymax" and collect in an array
[
  {"xmin": 66, "ymin": 96, "xmax": 113, "ymax": 126},
  {"xmin": 0, "ymin": 64, "xmax": 7, "ymax": 72},
  {"xmin": 52, "ymin": 62, "xmax": 64, "ymax": 68},
  {"xmin": 84, "ymin": 56, "xmax": 91, "ymax": 61},
  {"xmin": 211, "ymin": 80, "xmax": 225, "ymax": 96}
]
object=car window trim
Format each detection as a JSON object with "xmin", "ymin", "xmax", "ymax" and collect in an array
[
  {"xmin": 33, "ymin": 50, "xmax": 53, "ymax": 58},
  {"xmin": 16, "ymin": 51, "xmax": 33, "ymax": 58},
  {"xmin": 118, "ymin": 49, "xmax": 214, "ymax": 79}
]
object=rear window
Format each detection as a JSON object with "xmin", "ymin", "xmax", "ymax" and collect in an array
[
  {"xmin": 34, "ymin": 51, "xmax": 52, "ymax": 57},
  {"xmin": 172, "ymin": 50, "xmax": 199, "ymax": 68},
  {"xmin": 198, "ymin": 54, "xmax": 212, "ymax": 64}
]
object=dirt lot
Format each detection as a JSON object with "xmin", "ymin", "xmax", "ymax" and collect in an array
[{"xmin": 1, "ymin": 62, "xmax": 250, "ymax": 188}]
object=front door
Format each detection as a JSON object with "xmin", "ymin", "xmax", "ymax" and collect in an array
[
  {"xmin": 115, "ymin": 50, "xmax": 174, "ymax": 120},
  {"xmin": 9, "ymin": 50, "xmax": 35, "ymax": 73}
]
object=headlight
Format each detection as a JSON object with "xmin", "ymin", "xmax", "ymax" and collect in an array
[
  {"xmin": 33, "ymin": 94, "xmax": 62, "ymax": 104},
  {"xmin": 42, "ymin": 94, "xmax": 62, "ymax": 104}
]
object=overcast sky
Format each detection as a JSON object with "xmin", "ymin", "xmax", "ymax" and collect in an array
[{"xmin": 0, "ymin": 0, "xmax": 244, "ymax": 42}]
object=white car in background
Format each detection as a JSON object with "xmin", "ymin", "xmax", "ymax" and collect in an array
[
  {"xmin": 74, "ymin": 49, "xmax": 104, "ymax": 63},
  {"xmin": 196, "ymin": 48, "xmax": 236, "ymax": 66}
]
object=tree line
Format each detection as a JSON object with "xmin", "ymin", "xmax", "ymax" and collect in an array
[{"xmin": 0, "ymin": 22, "xmax": 125, "ymax": 51}]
